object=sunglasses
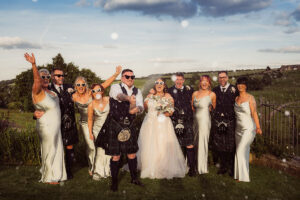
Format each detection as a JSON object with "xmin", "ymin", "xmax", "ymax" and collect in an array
[
  {"xmin": 155, "ymin": 81, "xmax": 164, "ymax": 85},
  {"xmin": 124, "ymin": 75, "xmax": 135, "ymax": 80},
  {"xmin": 92, "ymin": 88, "xmax": 101, "ymax": 93},
  {"xmin": 76, "ymin": 83, "xmax": 86, "ymax": 87},
  {"xmin": 41, "ymin": 75, "xmax": 51, "ymax": 80},
  {"xmin": 54, "ymin": 74, "xmax": 65, "ymax": 78}
]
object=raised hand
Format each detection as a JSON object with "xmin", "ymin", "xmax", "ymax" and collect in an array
[
  {"xmin": 115, "ymin": 66, "xmax": 122, "ymax": 76},
  {"xmin": 24, "ymin": 53, "xmax": 36, "ymax": 64}
]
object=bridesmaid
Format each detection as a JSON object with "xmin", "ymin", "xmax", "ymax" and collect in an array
[
  {"xmin": 88, "ymin": 84, "xmax": 112, "ymax": 180},
  {"xmin": 234, "ymin": 77, "xmax": 262, "ymax": 182},
  {"xmin": 25, "ymin": 53, "xmax": 67, "ymax": 184},
  {"xmin": 72, "ymin": 66, "xmax": 121, "ymax": 176},
  {"xmin": 192, "ymin": 75, "xmax": 216, "ymax": 174}
]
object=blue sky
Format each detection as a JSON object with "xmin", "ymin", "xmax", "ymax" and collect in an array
[{"xmin": 0, "ymin": 0, "xmax": 300, "ymax": 81}]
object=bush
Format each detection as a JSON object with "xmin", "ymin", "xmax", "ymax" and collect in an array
[{"xmin": 7, "ymin": 101, "xmax": 23, "ymax": 110}]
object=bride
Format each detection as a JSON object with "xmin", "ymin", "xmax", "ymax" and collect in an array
[{"xmin": 137, "ymin": 78, "xmax": 186, "ymax": 179}]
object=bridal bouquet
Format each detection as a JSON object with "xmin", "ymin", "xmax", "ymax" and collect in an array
[{"xmin": 150, "ymin": 95, "xmax": 174, "ymax": 114}]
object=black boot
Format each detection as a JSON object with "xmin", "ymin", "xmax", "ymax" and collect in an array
[
  {"xmin": 186, "ymin": 147, "xmax": 196, "ymax": 177},
  {"xmin": 65, "ymin": 148, "xmax": 76, "ymax": 180},
  {"xmin": 110, "ymin": 159, "xmax": 119, "ymax": 192},
  {"xmin": 226, "ymin": 152, "xmax": 235, "ymax": 177},
  {"xmin": 217, "ymin": 151, "xmax": 227, "ymax": 175},
  {"xmin": 127, "ymin": 157, "xmax": 143, "ymax": 186}
]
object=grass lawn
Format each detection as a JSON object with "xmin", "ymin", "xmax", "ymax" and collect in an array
[{"xmin": 0, "ymin": 164, "xmax": 299, "ymax": 200}]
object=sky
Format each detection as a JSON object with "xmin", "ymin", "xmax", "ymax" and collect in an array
[{"xmin": 0, "ymin": 0, "xmax": 300, "ymax": 80}]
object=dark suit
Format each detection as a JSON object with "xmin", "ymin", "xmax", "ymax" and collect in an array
[
  {"xmin": 211, "ymin": 84, "xmax": 238, "ymax": 175},
  {"xmin": 49, "ymin": 83, "xmax": 78, "ymax": 146}
]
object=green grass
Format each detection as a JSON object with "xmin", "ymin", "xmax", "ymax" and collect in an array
[{"xmin": 0, "ymin": 164, "xmax": 299, "ymax": 200}]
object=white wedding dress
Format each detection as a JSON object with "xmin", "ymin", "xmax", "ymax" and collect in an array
[{"xmin": 137, "ymin": 96, "xmax": 186, "ymax": 179}]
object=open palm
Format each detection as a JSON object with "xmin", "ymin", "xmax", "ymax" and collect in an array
[{"xmin": 24, "ymin": 53, "xmax": 36, "ymax": 64}]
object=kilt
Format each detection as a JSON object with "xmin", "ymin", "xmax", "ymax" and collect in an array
[
  {"xmin": 171, "ymin": 116, "xmax": 194, "ymax": 147},
  {"xmin": 96, "ymin": 116, "xmax": 139, "ymax": 156},
  {"xmin": 210, "ymin": 118, "xmax": 235, "ymax": 152}
]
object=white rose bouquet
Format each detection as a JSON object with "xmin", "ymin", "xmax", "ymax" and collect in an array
[{"xmin": 153, "ymin": 96, "xmax": 174, "ymax": 114}]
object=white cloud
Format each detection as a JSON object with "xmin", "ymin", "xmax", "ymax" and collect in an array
[
  {"xmin": 259, "ymin": 46, "xmax": 300, "ymax": 54},
  {"xmin": 75, "ymin": 0, "xmax": 90, "ymax": 7},
  {"xmin": 0, "ymin": 37, "xmax": 42, "ymax": 50},
  {"xmin": 110, "ymin": 32, "xmax": 119, "ymax": 40}
]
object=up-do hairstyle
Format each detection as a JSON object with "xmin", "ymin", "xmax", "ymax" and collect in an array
[
  {"xmin": 38, "ymin": 68, "xmax": 50, "ymax": 75},
  {"xmin": 90, "ymin": 83, "xmax": 105, "ymax": 93},
  {"xmin": 236, "ymin": 76, "xmax": 248, "ymax": 88},
  {"xmin": 218, "ymin": 71, "xmax": 228, "ymax": 75},
  {"xmin": 175, "ymin": 72, "xmax": 184, "ymax": 78},
  {"xmin": 74, "ymin": 76, "xmax": 89, "ymax": 89},
  {"xmin": 122, "ymin": 69, "xmax": 133, "ymax": 75},
  {"xmin": 153, "ymin": 78, "xmax": 168, "ymax": 94}
]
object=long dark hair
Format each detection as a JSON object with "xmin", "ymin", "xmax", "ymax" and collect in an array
[{"xmin": 153, "ymin": 78, "xmax": 168, "ymax": 94}]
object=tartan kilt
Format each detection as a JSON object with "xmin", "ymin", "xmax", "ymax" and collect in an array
[
  {"xmin": 96, "ymin": 116, "xmax": 139, "ymax": 156},
  {"xmin": 171, "ymin": 117, "xmax": 194, "ymax": 147}
]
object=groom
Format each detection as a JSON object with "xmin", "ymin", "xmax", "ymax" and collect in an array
[
  {"xmin": 211, "ymin": 71, "xmax": 238, "ymax": 176},
  {"xmin": 99, "ymin": 69, "xmax": 144, "ymax": 191},
  {"xmin": 168, "ymin": 72, "xmax": 196, "ymax": 176}
]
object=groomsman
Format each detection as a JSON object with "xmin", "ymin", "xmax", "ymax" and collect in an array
[
  {"xmin": 211, "ymin": 71, "xmax": 238, "ymax": 176},
  {"xmin": 168, "ymin": 72, "xmax": 196, "ymax": 177},
  {"xmin": 98, "ymin": 69, "xmax": 144, "ymax": 191},
  {"xmin": 34, "ymin": 68, "xmax": 78, "ymax": 179}
]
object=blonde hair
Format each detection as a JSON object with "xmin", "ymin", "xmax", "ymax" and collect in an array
[{"xmin": 74, "ymin": 76, "xmax": 89, "ymax": 90}]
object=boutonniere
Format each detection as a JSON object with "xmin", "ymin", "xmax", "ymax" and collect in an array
[
  {"xmin": 231, "ymin": 87, "xmax": 236, "ymax": 93},
  {"xmin": 186, "ymin": 85, "xmax": 191, "ymax": 90},
  {"xmin": 67, "ymin": 88, "xmax": 74, "ymax": 94}
]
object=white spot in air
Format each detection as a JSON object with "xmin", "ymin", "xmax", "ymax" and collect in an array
[
  {"xmin": 282, "ymin": 158, "xmax": 286, "ymax": 163},
  {"xmin": 201, "ymin": 193, "xmax": 205, "ymax": 198},
  {"xmin": 278, "ymin": 170, "xmax": 282, "ymax": 174},
  {"xmin": 171, "ymin": 75, "xmax": 177, "ymax": 82},
  {"xmin": 173, "ymin": 89, "xmax": 178, "ymax": 94},
  {"xmin": 284, "ymin": 111, "xmax": 290, "ymax": 116},
  {"xmin": 16, "ymin": 166, "xmax": 20, "ymax": 170},
  {"xmin": 232, "ymin": 77, "xmax": 235, "ymax": 80},
  {"xmin": 111, "ymin": 32, "xmax": 119, "ymax": 40},
  {"xmin": 215, "ymin": 163, "xmax": 220, "ymax": 168},
  {"xmin": 245, "ymin": 195, "xmax": 248, "ymax": 199},
  {"xmin": 181, "ymin": 20, "xmax": 189, "ymax": 28},
  {"xmin": 95, "ymin": 94, "xmax": 102, "ymax": 100},
  {"xmin": 212, "ymin": 76, "xmax": 218, "ymax": 82},
  {"xmin": 60, "ymin": 182, "xmax": 65, "ymax": 186},
  {"xmin": 157, "ymin": 114, "xmax": 166, "ymax": 122},
  {"xmin": 123, "ymin": 190, "xmax": 126, "ymax": 194}
]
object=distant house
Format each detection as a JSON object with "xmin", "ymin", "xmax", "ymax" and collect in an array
[{"xmin": 280, "ymin": 65, "xmax": 300, "ymax": 72}]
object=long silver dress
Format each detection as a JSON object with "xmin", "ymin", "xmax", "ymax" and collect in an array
[
  {"xmin": 193, "ymin": 95, "xmax": 212, "ymax": 174},
  {"xmin": 92, "ymin": 103, "xmax": 111, "ymax": 180},
  {"xmin": 75, "ymin": 98, "xmax": 95, "ymax": 173},
  {"xmin": 34, "ymin": 92, "xmax": 67, "ymax": 183},
  {"xmin": 234, "ymin": 101, "xmax": 256, "ymax": 182}
]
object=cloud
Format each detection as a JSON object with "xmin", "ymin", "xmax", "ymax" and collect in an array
[
  {"xmin": 0, "ymin": 37, "xmax": 42, "ymax": 50},
  {"xmin": 93, "ymin": 0, "xmax": 198, "ymax": 18},
  {"xmin": 258, "ymin": 46, "xmax": 300, "ymax": 54},
  {"xmin": 195, "ymin": 0, "xmax": 272, "ymax": 17},
  {"xmin": 91, "ymin": 0, "xmax": 272, "ymax": 19},
  {"xmin": 75, "ymin": 0, "xmax": 91, "ymax": 7},
  {"xmin": 149, "ymin": 57, "xmax": 196, "ymax": 64},
  {"xmin": 291, "ymin": 5, "xmax": 300, "ymax": 21}
]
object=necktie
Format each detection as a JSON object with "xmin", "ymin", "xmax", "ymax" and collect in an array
[
  {"xmin": 222, "ymin": 87, "xmax": 226, "ymax": 93},
  {"xmin": 59, "ymin": 86, "xmax": 63, "ymax": 94}
]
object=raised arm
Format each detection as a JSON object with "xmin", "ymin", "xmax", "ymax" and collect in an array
[
  {"xmin": 249, "ymin": 95, "xmax": 262, "ymax": 135},
  {"xmin": 101, "ymin": 66, "xmax": 122, "ymax": 89},
  {"xmin": 24, "ymin": 53, "xmax": 43, "ymax": 96},
  {"xmin": 87, "ymin": 102, "xmax": 95, "ymax": 140}
]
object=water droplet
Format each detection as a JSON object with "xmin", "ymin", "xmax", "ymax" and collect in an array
[
  {"xmin": 202, "ymin": 193, "xmax": 205, "ymax": 198},
  {"xmin": 284, "ymin": 110, "xmax": 290, "ymax": 116},
  {"xmin": 215, "ymin": 163, "xmax": 220, "ymax": 168},
  {"xmin": 171, "ymin": 75, "xmax": 177, "ymax": 82},
  {"xmin": 173, "ymin": 89, "xmax": 177, "ymax": 94},
  {"xmin": 181, "ymin": 20, "xmax": 189, "ymax": 28},
  {"xmin": 212, "ymin": 76, "xmax": 217, "ymax": 82},
  {"xmin": 123, "ymin": 190, "xmax": 126, "ymax": 194},
  {"xmin": 111, "ymin": 32, "xmax": 119, "ymax": 40},
  {"xmin": 232, "ymin": 77, "xmax": 235, "ymax": 80},
  {"xmin": 282, "ymin": 158, "xmax": 286, "ymax": 163},
  {"xmin": 245, "ymin": 195, "xmax": 248, "ymax": 199}
]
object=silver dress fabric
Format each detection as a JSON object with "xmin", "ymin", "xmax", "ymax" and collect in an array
[
  {"xmin": 193, "ymin": 95, "xmax": 212, "ymax": 174},
  {"xmin": 92, "ymin": 104, "xmax": 111, "ymax": 179},
  {"xmin": 34, "ymin": 92, "xmax": 67, "ymax": 183},
  {"xmin": 75, "ymin": 98, "xmax": 95, "ymax": 173},
  {"xmin": 234, "ymin": 101, "xmax": 256, "ymax": 182}
]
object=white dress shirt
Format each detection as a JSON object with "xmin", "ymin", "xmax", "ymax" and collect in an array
[
  {"xmin": 109, "ymin": 82, "xmax": 144, "ymax": 111},
  {"xmin": 220, "ymin": 82, "xmax": 230, "ymax": 92}
]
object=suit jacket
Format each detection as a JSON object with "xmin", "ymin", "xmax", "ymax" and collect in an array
[{"xmin": 49, "ymin": 83, "xmax": 78, "ymax": 146}]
